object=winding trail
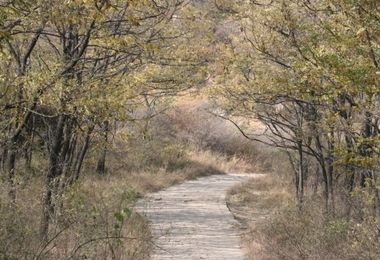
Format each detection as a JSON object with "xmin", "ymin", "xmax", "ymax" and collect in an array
[{"xmin": 137, "ymin": 173, "xmax": 257, "ymax": 259}]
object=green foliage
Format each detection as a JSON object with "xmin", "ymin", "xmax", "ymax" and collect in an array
[
  {"xmin": 320, "ymin": 219, "xmax": 349, "ymax": 249},
  {"xmin": 0, "ymin": 204, "xmax": 36, "ymax": 259},
  {"xmin": 114, "ymin": 208, "xmax": 131, "ymax": 223}
]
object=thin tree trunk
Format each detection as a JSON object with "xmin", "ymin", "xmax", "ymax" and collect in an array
[
  {"xmin": 344, "ymin": 135, "xmax": 355, "ymax": 220},
  {"xmin": 96, "ymin": 121, "xmax": 108, "ymax": 174},
  {"xmin": 24, "ymin": 113, "xmax": 36, "ymax": 169},
  {"xmin": 73, "ymin": 125, "xmax": 93, "ymax": 182},
  {"xmin": 327, "ymin": 135, "xmax": 335, "ymax": 216},
  {"xmin": 297, "ymin": 140, "xmax": 304, "ymax": 208},
  {"xmin": 5, "ymin": 147, "xmax": 16, "ymax": 203},
  {"xmin": 40, "ymin": 114, "xmax": 65, "ymax": 241},
  {"xmin": 314, "ymin": 135, "xmax": 329, "ymax": 214}
]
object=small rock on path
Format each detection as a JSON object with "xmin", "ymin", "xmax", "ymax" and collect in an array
[{"xmin": 137, "ymin": 173, "xmax": 258, "ymax": 259}]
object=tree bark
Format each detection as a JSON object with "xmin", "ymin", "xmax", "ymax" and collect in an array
[
  {"xmin": 40, "ymin": 114, "xmax": 65, "ymax": 241},
  {"xmin": 297, "ymin": 140, "xmax": 304, "ymax": 208},
  {"xmin": 96, "ymin": 121, "xmax": 109, "ymax": 174}
]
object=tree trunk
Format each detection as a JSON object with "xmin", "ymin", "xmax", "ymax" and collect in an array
[
  {"xmin": 297, "ymin": 140, "xmax": 304, "ymax": 208},
  {"xmin": 344, "ymin": 135, "xmax": 355, "ymax": 220},
  {"xmin": 39, "ymin": 114, "xmax": 65, "ymax": 241},
  {"xmin": 327, "ymin": 134, "xmax": 335, "ymax": 216},
  {"xmin": 314, "ymin": 134, "xmax": 330, "ymax": 215},
  {"xmin": 74, "ymin": 125, "xmax": 93, "ymax": 181},
  {"xmin": 5, "ymin": 147, "xmax": 16, "ymax": 203},
  {"xmin": 96, "ymin": 121, "xmax": 109, "ymax": 174}
]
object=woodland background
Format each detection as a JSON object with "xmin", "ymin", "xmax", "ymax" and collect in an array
[{"xmin": 1, "ymin": 0, "xmax": 380, "ymax": 259}]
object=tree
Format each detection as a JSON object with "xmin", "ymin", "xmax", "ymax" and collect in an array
[
  {"xmin": 0, "ymin": 0, "xmax": 212, "ymax": 241},
  {"xmin": 212, "ymin": 0, "xmax": 380, "ymax": 216}
]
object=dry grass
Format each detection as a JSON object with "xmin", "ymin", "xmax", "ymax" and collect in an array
[
  {"xmin": 0, "ymin": 171, "xmax": 152, "ymax": 259},
  {"xmin": 0, "ymin": 98, "xmax": 265, "ymax": 259},
  {"xmin": 227, "ymin": 145, "xmax": 380, "ymax": 260},
  {"xmin": 186, "ymin": 147, "xmax": 255, "ymax": 174},
  {"xmin": 226, "ymin": 161, "xmax": 294, "ymax": 260}
]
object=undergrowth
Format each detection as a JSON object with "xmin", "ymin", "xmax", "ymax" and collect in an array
[
  {"xmin": 0, "ymin": 100, "xmax": 259, "ymax": 259},
  {"xmin": 227, "ymin": 147, "xmax": 380, "ymax": 260}
]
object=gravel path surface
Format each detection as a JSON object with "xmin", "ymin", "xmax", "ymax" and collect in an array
[{"xmin": 137, "ymin": 173, "xmax": 257, "ymax": 260}]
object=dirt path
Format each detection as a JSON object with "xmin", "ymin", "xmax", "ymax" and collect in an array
[{"xmin": 137, "ymin": 173, "xmax": 259, "ymax": 260}]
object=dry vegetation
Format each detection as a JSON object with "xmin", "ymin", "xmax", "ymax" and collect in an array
[
  {"xmin": 226, "ymin": 147, "xmax": 293, "ymax": 259},
  {"xmin": 4, "ymin": 96, "xmax": 378, "ymax": 260},
  {"xmin": 228, "ymin": 149, "xmax": 380, "ymax": 260},
  {"xmin": 0, "ymin": 99, "xmax": 259, "ymax": 259}
]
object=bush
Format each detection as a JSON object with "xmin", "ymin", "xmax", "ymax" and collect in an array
[{"xmin": 0, "ymin": 175, "xmax": 151, "ymax": 260}]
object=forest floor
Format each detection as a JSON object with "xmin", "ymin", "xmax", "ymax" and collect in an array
[{"xmin": 136, "ymin": 173, "xmax": 266, "ymax": 259}]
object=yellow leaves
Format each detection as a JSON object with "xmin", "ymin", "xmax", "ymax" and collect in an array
[
  {"xmin": 0, "ymin": 31, "xmax": 11, "ymax": 40},
  {"xmin": 122, "ymin": 35, "xmax": 134, "ymax": 44},
  {"xmin": 0, "ymin": 0, "xmax": 212, "ymax": 117},
  {"xmin": 356, "ymin": 27, "xmax": 367, "ymax": 36},
  {"xmin": 129, "ymin": 0, "xmax": 137, "ymax": 7},
  {"xmin": 350, "ymin": 187, "xmax": 376, "ymax": 207}
]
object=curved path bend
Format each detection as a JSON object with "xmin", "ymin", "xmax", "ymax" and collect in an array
[{"xmin": 137, "ymin": 173, "xmax": 257, "ymax": 260}]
